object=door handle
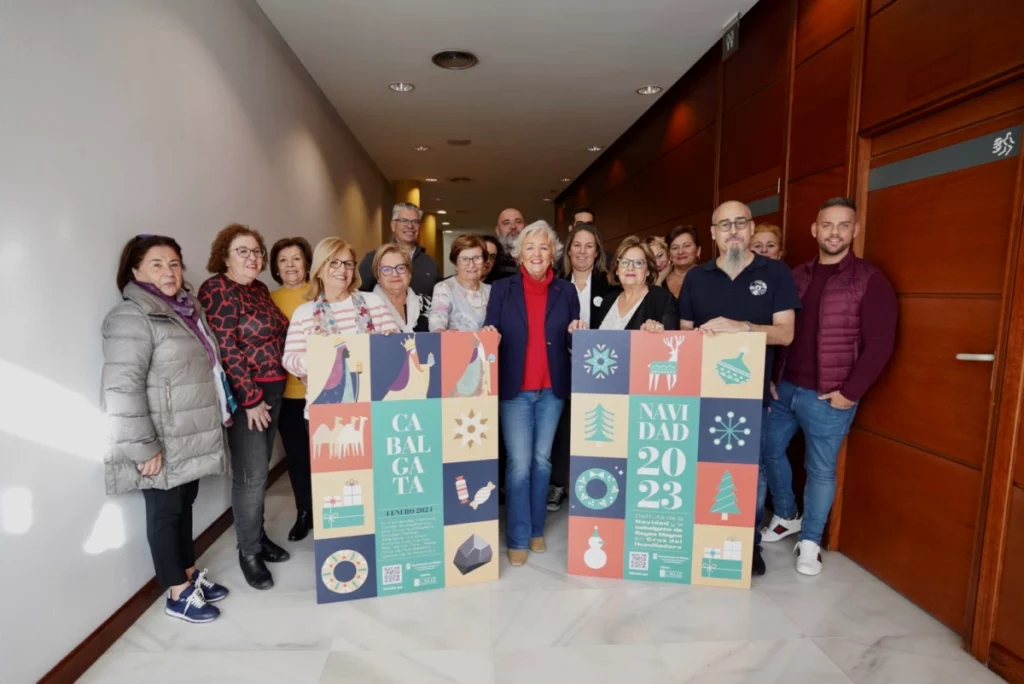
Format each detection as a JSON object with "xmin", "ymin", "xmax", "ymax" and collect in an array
[{"xmin": 955, "ymin": 353, "xmax": 995, "ymax": 362}]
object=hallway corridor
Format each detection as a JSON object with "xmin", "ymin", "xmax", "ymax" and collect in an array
[{"xmin": 82, "ymin": 476, "xmax": 1001, "ymax": 684}]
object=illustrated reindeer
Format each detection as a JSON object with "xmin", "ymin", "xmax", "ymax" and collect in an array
[{"xmin": 648, "ymin": 336, "xmax": 685, "ymax": 391}]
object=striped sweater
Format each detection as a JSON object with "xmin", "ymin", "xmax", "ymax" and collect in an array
[{"xmin": 281, "ymin": 292, "xmax": 399, "ymax": 379}]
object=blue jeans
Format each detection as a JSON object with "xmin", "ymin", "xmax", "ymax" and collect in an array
[
  {"xmin": 761, "ymin": 380, "xmax": 859, "ymax": 544},
  {"xmin": 755, "ymin": 406, "xmax": 769, "ymax": 547},
  {"xmin": 500, "ymin": 389, "xmax": 565, "ymax": 550}
]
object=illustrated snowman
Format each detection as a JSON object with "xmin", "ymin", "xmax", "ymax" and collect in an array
[{"xmin": 584, "ymin": 526, "xmax": 607, "ymax": 570}]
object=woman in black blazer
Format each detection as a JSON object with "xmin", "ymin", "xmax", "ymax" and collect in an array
[
  {"xmin": 546, "ymin": 223, "xmax": 613, "ymax": 512},
  {"xmin": 593, "ymin": 236, "xmax": 680, "ymax": 332}
]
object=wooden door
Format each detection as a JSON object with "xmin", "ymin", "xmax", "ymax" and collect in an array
[{"xmin": 839, "ymin": 83, "xmax": 1024, "ymax": 635}]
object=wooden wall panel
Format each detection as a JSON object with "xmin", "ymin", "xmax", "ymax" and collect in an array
[
  {"xmin": 722, "ymin": 0, "xmax": 792, "ymax": 111},
  {"xmin": 869, "ymin": 0, "xmax": 895, "ymax": 14},
  {"xmin": 994, "ymin": 486, "xmax": 1024, "ymax": 655},
  {"xmin": 861, "ymin": 0, "xmax": 1024, "ymax": 130},
  {"xmin": 789, "ymin": 32, "xmax": 854, "ymax": 181},
  {"xmin": 795, "ymin": 0, "xmax": 857, "ymax": 65},
  {"xmin": 628, "ymin": 126, "xmax": 717, "ymax": 234},
  {"xmin": 784, "ymin": 165, "xmax": 845, "ymax": 266},
  {"xmin": 841, "ymin": 429, "xmax": 980, "ymax": 632},
  {"xmin": 864, "ymin": 162, "xmax": 1015, "ymax": 295},
  {"xmin": 719, "ymin": 79, "xmax": 787, "ymax": 188},
  {"xmin": 855, "ymin": 296, "xmax": 1001, "ymax": 469}
]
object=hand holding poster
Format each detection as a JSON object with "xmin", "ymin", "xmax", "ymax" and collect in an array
[
  {"xmin": 567, "ymin": 329, "xmax": 766, "ymax": 589},
  {"xmin": 306, "ymin": 331, "xmax": 500, "ymax": 603}
]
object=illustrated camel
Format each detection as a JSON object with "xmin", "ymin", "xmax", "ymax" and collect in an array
[
  {"xmin": 384, "ymin": 335, "xmax": 436, "ymax": 401},
  {"xmin": 312, "ymin": 417, "xmax": 344, "ymax": 459},
  {"xmin": 648, "ymin": 335, "xmax": 685, "ymax": 391},
  {"xmin": 333, "ymin": 415, "xmax": 367, "ymax": 458}
]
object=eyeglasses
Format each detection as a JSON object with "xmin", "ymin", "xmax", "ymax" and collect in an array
[
  {"xmin": 232, "ymin": 246, "xmax": 266, "ymax": 259},
  {"xmin": 394, "ymin": 218, "xmax": 422, "ymax": 228},
  {"xmin": 379, "ymin": 264, "xmax": 409, "ymax": 276},
  {"xmin": 617, "ymin": 258, "xmax": 647, "ymax": 270},
  {"xmin": 715, "ymin": 218, "xmax": 751, "ymax": 231},
  {"xmin": 328, "ymin": 259, "xmax": 357, "ymax": 271},
  {"xmin": 458, "ymin": 254, "xmax": 484, "ymax": 265}
]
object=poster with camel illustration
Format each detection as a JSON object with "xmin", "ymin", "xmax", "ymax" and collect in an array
[
  {"xmin": 567, "ymin": 330, "xmax": 765, "ymax": 590},
  {"xmin": 306, "ymin": 331, "xmax": 500, "ymax": 604}
]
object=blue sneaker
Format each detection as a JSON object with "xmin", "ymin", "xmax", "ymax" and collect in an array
[
  {"xmin": 165, "ymin": 583, "xmax": 220, "ymax": 623},
  {"xmin": 190, "ymin": 568, "xmax": 229, "ymax": 602}
]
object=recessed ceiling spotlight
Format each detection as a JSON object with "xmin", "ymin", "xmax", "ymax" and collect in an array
[
  {"xmin": 389, "ymin": 82, "xmax": 415, "ymax": 92},
  {"xmin": 443, "ymin": 230, "xmax": 453, "ymax": 234},
  {"xmin": 636, "ymin": 85, "xmax": 663, "ymax": 95},
  {"xmin": 424, "ymin": 177, "xmax": 438, "ymax": 182},
  {"xmin": 587, "ymin": 145, "xmax": 603, "ymax": 152},
  {"xmin": 414, "ymin": 145, "xmax": 431, "ymax": 152},
  {"xmin": 436, "ymin": 209, "xmax": 448, "ymax": 215},
  {"xmin": 542, "ymin": 198, "xmax": 553, "ymax": 202},
  {"xmin": 561, "ymin": 177, "xmax": 572, "ymax": 182},
  {"xmin": 441, "ymin": 221, "xmax": 451, "ymax": 226},
  {"xmin": 432, "ymin": 50, "xmax": 478, "ymax": 70}
]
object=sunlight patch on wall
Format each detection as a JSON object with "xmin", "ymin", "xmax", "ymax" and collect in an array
[{"xmin": 83, "ymin": 501, "xmax": 126, "ymax": 555}]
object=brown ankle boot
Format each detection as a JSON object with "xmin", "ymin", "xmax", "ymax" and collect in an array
[
  {"xmin": 529, "ymin": 537, "xmax": 546, "ymax": 553},
  {"xmin": 508, "ymin": 549, "xmax": 528, "ymax": 566}
]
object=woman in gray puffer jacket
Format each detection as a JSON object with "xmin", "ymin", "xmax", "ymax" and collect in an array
[{"xmin": 101, "ymin": 235, "xmax": 235, "ymax": 624}]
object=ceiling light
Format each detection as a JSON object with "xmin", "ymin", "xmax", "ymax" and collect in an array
[
  {"xmin": 636, "ymin": 85, "xmax": 663, "ymax": 95},
  {"xmin": 389, "ymin": 82, "xmax": 415, "ymax": 92},
  {"xmin": 432, "ymin": 50, "xmax": 479, "ymax": 70},
  {"xmin": 436, "ymin": 210, "xmax": 448, "ymax": 215},
  {"xmin": 542, "ymin": 198, "xmax": 553, "ymax": 202},
  {"xmin": 443, "ymin": 230, "xmax": 453, "ymax": 234},
  {"xmin": 441, "ymin": 221, "xmax": 451, "ymax": 226},
  {"xmin": 587, "ymin": 145, "xmax": 603, "ymax": 152},
  {"xmin": 414, "ymin": 145, "xmax": 430, "ymax": 152},
  {"xmin": 424, "ymin": 177, "xmax": 438, "ymax": 182},
  {"xmin": 561, "ymin": 177, "xmax": 572, "ymax": 182}
]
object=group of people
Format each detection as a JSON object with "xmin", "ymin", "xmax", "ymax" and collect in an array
[{"xmin": 100, "ymin": 193, "xmax": 896, "ymax": 624}]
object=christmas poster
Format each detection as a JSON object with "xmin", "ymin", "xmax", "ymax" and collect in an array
[
  {"xmin": 307, "ymin": 331, "xmax": 500, "ymax": 603},
  {"xmin": 567, "ymin": 330, "xmax": 765, "ymax": 589}
]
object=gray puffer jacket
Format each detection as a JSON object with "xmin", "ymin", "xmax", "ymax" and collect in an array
[{"xmin": 101, "ymin": 282, "xmax": 229, "ymax": 494}]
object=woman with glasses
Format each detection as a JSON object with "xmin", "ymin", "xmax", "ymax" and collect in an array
[
  {"xmin": 428, "ymin": 234, "xmax": 491, "ymax": 332},
  {"xmin": 595, "ymin": 236, "xmax": 680, "ymax": 332},
  {"xmin": 268, "ymin": 237, "xmax": 315, "ymax": 542},
  {"xmin": 663, "ymin": 225, "xmax": 702, "ymax": 299},
  {"xmin": 282, "ymin": 237, "xmax": 398, "ymax": 399},
  {"xmin": 372, "ymin": 243, "xmax": 429, "ymax": 333},
  {"xmin": 199, "ymin": 224, "xmax": 290, "ymax": 591}
]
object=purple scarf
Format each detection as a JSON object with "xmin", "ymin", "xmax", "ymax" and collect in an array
[{"xmin": 134, "ymin": 281, "xmax": 217, "ymax": 369}]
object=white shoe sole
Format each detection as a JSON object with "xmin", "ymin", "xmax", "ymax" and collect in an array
[
  {"xmin": 546, "ymin": 502, "xmax": 562, "ymax": 512},
  {"xmin": 165, "ymin": 607, "xmax": 219, "ymax": 623},
  {"xmin": 796, "ymin": 562, "xmax": 822, "ymax": 576},
  {"xmin": 761, "ymin": 520, "xmax": 802, "ymax": 543}
]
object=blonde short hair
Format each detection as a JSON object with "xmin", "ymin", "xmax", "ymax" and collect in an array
[
  {"xmin": 512, "ymin": 220, "xmax": 563, "ymax": 263},
  {"xmin": 645, "ymin": 235, "xmax": 668, "ymax": 256},
  {"xmin": 609, "ymin": 236, "xmax": 658, "ymax": 287},
  {"xmin": 752, "ymin": 223, "xmax": 785, "ymax": 258},
  {"xmin": 306, "ymin": 237, "xmax": 360, "ymax": 299},
  {"xmin": 372, "ymin": 243, "xmax": 411, "ymax": 276}
]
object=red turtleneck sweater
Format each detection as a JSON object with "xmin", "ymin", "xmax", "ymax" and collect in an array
[{"xmin": 521, "ymin": 266, "xmax": 553, "ymax": 391}]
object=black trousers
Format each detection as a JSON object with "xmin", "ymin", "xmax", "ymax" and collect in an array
[
  {"xmin": 279, "ymin": 397, "xmax": 312, "ymax": 514},
  {"xmin": 227, "ymin": 380, "xmax": 285, "ymax": 555},
  {"xmin": 550, "ymin": 396, "xmax": 572, "ymax": 489},
  {"xmin": 142, "ymin": 479, "xmax": 200, "ymax": 589}
]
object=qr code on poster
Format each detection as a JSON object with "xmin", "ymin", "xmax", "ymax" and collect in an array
[
  {"xmin": 382, "ymin": 564, "xmax": 403, "ymax": 585},
  {"xmin": 628, "ymin": 552, "xmax": 649, "ymax": 571}
]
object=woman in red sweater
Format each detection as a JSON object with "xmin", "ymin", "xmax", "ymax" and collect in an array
[
  {"xmin": 483, "ymin": 221, "xmax": 586, "ymax": 566},
  {"xmin": 199, "ymin": 224, "xmax": 290, "ymax": 591}
]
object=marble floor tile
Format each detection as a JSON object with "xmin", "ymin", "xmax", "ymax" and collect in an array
[
  {"xmin": 656, "ymin": 639, "xmax": 853, "ymax": 684},
  {"xmin": 83, "ymin": 474, "xmax": 998, "ymax": 684},
  {"xmin": 814, "ymin": 634, "xmax": 1004, "ymax": 684}
]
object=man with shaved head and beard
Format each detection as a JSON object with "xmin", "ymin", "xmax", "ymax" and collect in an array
[
  {"xmin": 677, "ymin": 200, "xmax": 801, "ymax": 577},
  {"xmin": 489, "ymin": 207, "xmax": 525, "ymax": 282}
]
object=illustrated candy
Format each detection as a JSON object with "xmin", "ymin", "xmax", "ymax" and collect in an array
[
  {"xmin": 469, "ymin": 481, "xmax": 496, "ymax": 510},
  {"xmin": 453, "ymin": 533, "xmax": 493, "ymax": 575}
]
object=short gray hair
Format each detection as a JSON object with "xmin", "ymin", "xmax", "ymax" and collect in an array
[
  {"xmin": 512, "ymin": 220, "xmax": 563, "ymax": 262},
  {"xmin": 391, "ymin": 202, "xmax": 424, "ymax": 221}
]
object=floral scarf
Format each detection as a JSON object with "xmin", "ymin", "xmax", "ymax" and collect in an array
[{"xmin": 311, "ymin": 291, "xmax": 375, "ymax": 335}]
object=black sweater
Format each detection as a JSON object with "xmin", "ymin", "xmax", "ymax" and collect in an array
[{"xmin": 592, "ymin": 285, "xmax": 680, "ymax": 331}]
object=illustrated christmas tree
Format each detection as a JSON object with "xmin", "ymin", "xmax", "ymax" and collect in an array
[
  {"xmin": 710, "ymin": 470, "xmax": 741, "ymax": 520},
  {"xmin": 584, "ymin": 403, "xmax": 614, "ymax": 443}
]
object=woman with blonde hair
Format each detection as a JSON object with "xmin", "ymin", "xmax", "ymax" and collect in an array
[
  {"xmin": 751, "ymin": 223, "xmax": 784, "ymax": 260},
  {"xmin": 372, "ymin": 243, "xmax": 430, "ymax": 333},
  {"xmin": 282, "ymin": 237, "xmax": 399, "ymax": 384},
  {"xmin": 645, "ymin": 235, "xmax": 671, "ymax": 286}
]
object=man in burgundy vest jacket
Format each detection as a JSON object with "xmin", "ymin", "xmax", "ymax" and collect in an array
[{"xmin": 760, "ymin": 197, "xmax": 897, "ymax": 576}]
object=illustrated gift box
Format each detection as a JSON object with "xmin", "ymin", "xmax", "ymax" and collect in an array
[
  {"xmin": 701, "ymin": 539, "xmax": 743, "ymax": 579},
  {"xmin": 322, "ymin": 481, "xmax": 365, "ymax": 529}
]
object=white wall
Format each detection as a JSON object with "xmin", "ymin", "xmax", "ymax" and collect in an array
[
  {"xmin": 441, "ymin": 228, "xmax": 493, "ymax": 278},
  {"xmin": 0, "ymin": 2, "xmax": 392, "ymax": 681}
]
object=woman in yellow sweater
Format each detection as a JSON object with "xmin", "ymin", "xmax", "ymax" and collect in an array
[{"xmin": 269, "ymin": 237, "xmax": 315, "ymax": 542}]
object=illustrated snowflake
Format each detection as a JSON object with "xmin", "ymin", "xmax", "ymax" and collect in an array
[
  {"xmin": 453, "ymin": 409, "xmax": 489, "ymax": 449},
  {"xmin": 709, "ymin": 411, "xmax": 750, "ymax": 450},
  {"xmin": 584, "ymin": 344, "xmax": 618, "ymax": 379}
]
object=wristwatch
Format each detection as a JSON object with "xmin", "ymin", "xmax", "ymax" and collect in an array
[{"xmin": 745, "ymin": 321, "xmax": 753, "ymax": 332}]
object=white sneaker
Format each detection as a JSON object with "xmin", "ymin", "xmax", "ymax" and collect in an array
[
  {"xmin": 761, "ymin": 514, "xmax": 802, "ymax": 542},
  {"xmin": 794, "ymin": 540, "xmax": 823, "ymax": 576}
]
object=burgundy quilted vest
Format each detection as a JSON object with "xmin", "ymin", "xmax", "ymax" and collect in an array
[{"xmin": 784, "ymin": 252, "xmax": 878, "ymax": 393}]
